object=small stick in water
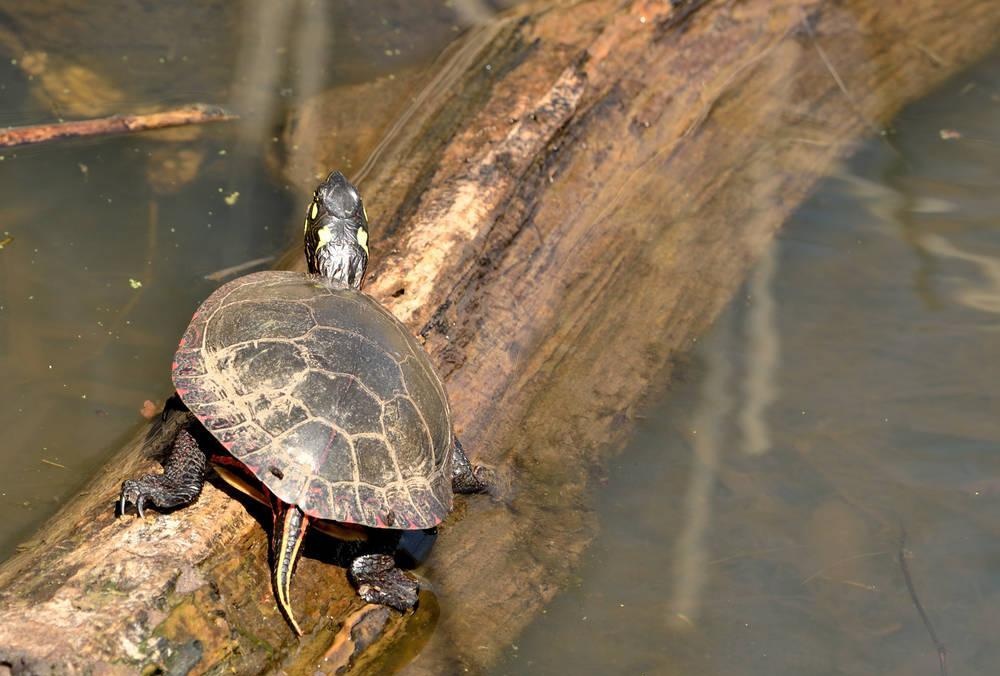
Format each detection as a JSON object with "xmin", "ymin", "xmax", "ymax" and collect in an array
[
  {"xmin": 898, "ymin": 527, "xmax": 948, "ymax": 676},
  {"xmin": 40, "ymin": 459, "xmax": 67, "ymax": 469},
  {"xmin": 0, "ymin": 104, "xmax": 236, "ymax": 149},
  {"xmin": 204, "ymin": 256, "xmax": 274, "ymax": 281}
]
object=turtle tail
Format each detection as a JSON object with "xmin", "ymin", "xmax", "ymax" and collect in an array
[{"xmin": 270, "ymin": 501, "xmax": 309, "ymax": 636}]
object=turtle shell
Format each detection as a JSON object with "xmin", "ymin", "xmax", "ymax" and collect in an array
[{"xmin": 172, "ymin": 270, "xmax": 454, "ymax": 530}]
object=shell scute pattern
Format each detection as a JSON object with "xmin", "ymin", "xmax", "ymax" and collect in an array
[
  {"xmin": 188, "ymin": 402, "xmax": 246, "ymax": 430},
  {"xmin": 357, "ymin": 485, "xmax": 384, "ymax": 517},
  {"xmin": 397, "ymin": 357, "xmax": 452, "ymax": 471},
  {"xmin": 292, "ymin": 371, "xmax": 382, "ymax": 435},
  {"xmin": 205, "ymin": 300, "xmax": 315, "ymax": 351},
  {"xmin": 323, "ymin": 487, "xmax": 360, "ymax": 522},
  {"xmin": 217, "ymin": 341, "xmax": 309, "ymax": 397},
  {"xmin": 176, "ymin": 381, "xmax": 223, "ymax": 406},
  {"xmin": 250, "ymin": 394, "xmax": 310, "ymax": 437},
  {"xmin": 299, "ymin": 329, "xmax": 405, "ymax": 396},
  {"xmin": 174, "ymin": 271, "xmax": 454, "ymax": 528},
  {"xmin": 355, "ymin": 437, "xmax": 395, "ymax": 485},
  {"xmin": 264, "ymin": 419, "xmax": 354, "ymax": 492},
  {"xmin": 408, "ymin": 485, "xmax": 451, "ymax": 526},
  {"xmin": 300, "ymin": 478, "xmax": 335, "ymax": 516},
  {"xmin": 173, "ymin": 345, "xmax": 207, "ymax": 377},
  {"xmin": 382, "ymin": 397, "xmax": 433, "ymax": 476},
  {"xmin": 214, "ymin": 423, "xmax": 273, "ymax": 460},
  {"xmin": 310, "ymin": 293, "xmax": 411, "ymax": 360}
]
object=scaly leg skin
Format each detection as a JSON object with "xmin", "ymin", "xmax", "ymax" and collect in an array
[
  {"xmin": 450, "ymin": 437, "xmax": 495, "ymax": 495},
  {"xmin": 119, "ymin": 427, "xmax": 207, "ymax": 518},
  {"xmin": 349, "ymin": 553, "xmax": 419, "ymax": 611}
]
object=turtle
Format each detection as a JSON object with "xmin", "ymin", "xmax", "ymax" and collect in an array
[{"xmin": 119, "ymin": 171, "xmax": 492, "ymax": 635}]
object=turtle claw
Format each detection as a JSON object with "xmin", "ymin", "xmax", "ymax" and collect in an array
[
  {"xmin": 118, "ymin": 478, "xmax": 149, "ymax": 518},
  {"xmin": 118, "ymin": 473, "xmax": 198, "ymax": 518},
  {"xmin": 349, "ymin": 554, "xmax": 419, "ymax": 612}
]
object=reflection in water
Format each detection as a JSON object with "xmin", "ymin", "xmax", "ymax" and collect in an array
[
  {"xmin": 231, "ymin": 1, "xmax": 300, "ymax": 147},
  {"xmin": 230, "ymin": 0, "xmax": 332, "ymax": 178},
  {"xmin": 493, "ymin": 50, "xmax": 1000, "ymax": 676},
  {"xmin": 739, "ymin": 244, "xmax": 778, "ymax": 457},
  {"xmin": 667, "ymin": 242, "xmax": 782, "ymax": 629},
  {"xmin": 669, "ymin": 313, "xmax": 731, "ymax": 626},
  {"xmin": 451, "ymin": 0, "xmax": 507, "ymax": 25},
  {"xmin": 921, "ymin": 233, "xmax": 1000, "ymax": 315}
]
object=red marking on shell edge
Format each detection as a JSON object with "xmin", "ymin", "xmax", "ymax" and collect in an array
[
  {"xmin": 171, "ymin": 361, "xmax": 179, "ymax": 371},
  {"xmin": 301, "ymin": 506, "xmax": 328, "ymax": 520}
]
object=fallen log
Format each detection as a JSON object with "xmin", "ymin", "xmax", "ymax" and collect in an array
[
  {"xmin": 1, "ymin": 0, "xmax": 998, "ymax": 674},
  {"xmin": 0, "ymin": 104, "xmax": 235, "ymax": 148}
]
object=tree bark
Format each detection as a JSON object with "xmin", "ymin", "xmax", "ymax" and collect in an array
[{"xmin": 1, "ymin": 0, "xmax": 998, "ymax": 674}]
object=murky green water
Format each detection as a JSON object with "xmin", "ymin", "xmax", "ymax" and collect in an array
[
  {"xmin": 493, "ymin": 52, "xmax": 1000, "ymax": 676},
  {"xmin": 0, "ymin": 0, "xmax": 515, "ymax": 562}
]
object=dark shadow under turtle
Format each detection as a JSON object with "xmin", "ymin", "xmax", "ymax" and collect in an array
[{"xmin": 119, "ymin": 171, "xmax": 493, "ymax": 634}]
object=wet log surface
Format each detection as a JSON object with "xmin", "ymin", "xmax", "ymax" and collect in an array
[{"xmin": 2, "ymin": 0, "xmax": 999, "ymax": 674}]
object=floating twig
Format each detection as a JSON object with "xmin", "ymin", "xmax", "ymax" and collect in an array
[
  {"xmin": 898, "ymin": 528, "xmax": 948, "ymax": 676},
  {"xmin": 40, "ymin": 459, "xmax": 67, "ymax": 469},
  {"xmin": 0, "ymin": 236, "xmax": 13, "ymax": 249},
  {"xmin": 798, "ymin": 9, "xmax": 881, "ymax": 135},
  {"xmin": 0, "ymin": 104, "xmax": 236, "ymax": 149},
  {"xmin": 204, "ymin": 256, "xmax": 274, "ymax": 281}
]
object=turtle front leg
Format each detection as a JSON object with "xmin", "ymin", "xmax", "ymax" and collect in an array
[
  {"xmin": 349, "ymin": 554, "xmax": 419, "ymax": 611},
  {"xmin": 450, "ymin": 437, "xmax": 495, "ymax": 495},
  {"xmin": 119, "ymin": 427, "xmax": 207, "ymax": 518}
]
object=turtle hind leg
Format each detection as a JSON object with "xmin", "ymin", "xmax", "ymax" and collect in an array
[
  {"xmin": 349, "ymin": 554, "xmax": 419, "ymax": 611},
  {"xmin": 119, "ymin": 427, "xmax": 207, "ymax": 517},
  {"xmin": 450, "ymin": 437, "xmax": 496, "ymax": 495}
]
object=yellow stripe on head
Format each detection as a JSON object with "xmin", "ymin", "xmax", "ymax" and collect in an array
[
  {"xmin": 356, "ymin": 226, "xmax": 368, "ymax": 254},
  {"xmin": 309, "ymin": 201, "xmax": 319, "ymax": 220},
  {"xmin": 315, "ymin": 224, "xmax": 334, "ymax": 254}
]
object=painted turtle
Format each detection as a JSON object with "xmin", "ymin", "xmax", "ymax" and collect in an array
[{"xmin": 119, "ymin": 171, "xmax": 491, "ymax": 634}]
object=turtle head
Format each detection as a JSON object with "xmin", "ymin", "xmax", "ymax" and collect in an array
[{"xmin": 303, "ymin": 171, "xmax": 369, "ymax": 289}]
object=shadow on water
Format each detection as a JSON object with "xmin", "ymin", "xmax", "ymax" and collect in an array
[
  {"xmin": 0, "ymin": 0, "xmax": 520, "ymax": 563},
  {"xmin": 492, "ymin": 51, "xmax": 1000, "ymax": 676}
]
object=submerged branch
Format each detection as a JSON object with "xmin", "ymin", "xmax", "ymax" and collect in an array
[{"xmin": 898, "ymin": 528, "xmax": 949, "ymax": 676}]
